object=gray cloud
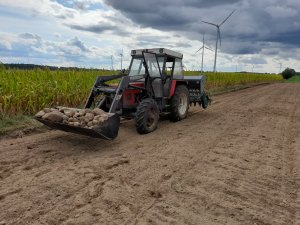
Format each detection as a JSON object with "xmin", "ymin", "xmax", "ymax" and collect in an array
[
  {"xmin": 103, "ymin": 0, "xmax": 241, "ymax": 29},
  {"xmin": 103, "ymin": 0, "xmax": 300, "ymax": 57},
  {"xmin": 104, "ymin": 0, "xmax": 241, "ymax": 13},
  {"xmin": 67, "ymin": 22, "xmax": 131, "ymax": 36},
  {"xmin": 19, "ymin": 33, "xmax": 42, "ymax": 41},
  {"xmin": 67, "ymin": 37, "xmax": 90, "ymax": 52},
  {"xmin": 0, "ymin": 33, "xmax": 109, "ymax": 67},
  {"xmin": 68, "ymin": 23, "xmax": 113, "ymax": 34},
  {"xmin": 18, "ymin": 33, "xmax": 43, "ymax": 49},
  {"xmin": 134, "ymin": 35, "xmax": 192, "ymax": 49},
  {"xmin": 73, "ymin": 1, "xmax": 87, "ymax": 11},
  {"xmin": 240, "ymin": 57, "xmax": 267, "ymax": 65}
]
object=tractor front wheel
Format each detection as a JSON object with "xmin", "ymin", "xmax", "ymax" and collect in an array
[
  {"xmin": 135, "ymin": 98, "xmax": 159, "ymax": 134},
  {"xmin": 170, "ymin": 85, "xmax": 190, "ymax": 122}
]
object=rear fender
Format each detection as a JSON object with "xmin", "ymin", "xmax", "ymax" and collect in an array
[
  {"xmin": 169, "ymin": 80, "xmax": 177, "ymax": 97},
  {"xmin": 169, "ymin": 80, "xmax": 188, "ymax": 98}
]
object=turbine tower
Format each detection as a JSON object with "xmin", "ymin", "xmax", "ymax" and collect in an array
[
  {"xmin": 195, "ymin": 33, "xmax": 213, "ymax": 72},
  {"xmin": 273, "ymin": 59, "xmax": 282, "ymax": 74},
  {"xmin": 120, "ymin": 49, "xmax": 123, "ymax": 70},
  {"xmin": 111, "ymin": 55, "xmax": 114, "ymax": 70},
  {"xmin": 202, "ymin": 10, "xmax": 236, "ymax": 72}
]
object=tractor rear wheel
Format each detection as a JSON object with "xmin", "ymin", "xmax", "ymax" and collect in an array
[
  {"xmin": 135, "ymin": 98, "xmax": 159, "ymax": 134},
  {"xmin": 170, "ymin": 85, "xmax": 190, "ymax": 122}
]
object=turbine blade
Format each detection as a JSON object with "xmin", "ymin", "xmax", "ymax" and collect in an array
[
  {"xmin": 205, "ymin": 46, "xmax": 213, "ymax": 51},
  {"xmin": 219, "ymin": 10, "xmax": 236, "ymax": 26},
  {"xmin": 195, "ymin": 46, "xmax": 204, "ymax": 53},
  {"xmin": 202, "ymin": 20, "xmax": 218, "ymax": 27}
]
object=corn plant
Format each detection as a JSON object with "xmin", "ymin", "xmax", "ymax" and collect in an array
[{"xmin": 0, "ymin": 69, "xmax": 282, "ymax": 116}]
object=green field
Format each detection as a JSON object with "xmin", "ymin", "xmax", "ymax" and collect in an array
[
  {"xmin": 0, "ymin": 68, "xmax": 282, "ymax": 116},
  {"xmin": 286, "ymin": 75, "xmax": 300, "ymax": 83}
]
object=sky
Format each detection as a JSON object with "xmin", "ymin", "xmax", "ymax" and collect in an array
[{"xmin": 0, "ymin": 0, "xmax": 299, "ymax": 73}]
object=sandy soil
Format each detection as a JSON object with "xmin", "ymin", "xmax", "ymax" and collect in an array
[{"xmin": 0, "ymin": 83, "xmax": 299, "ymax": 225}]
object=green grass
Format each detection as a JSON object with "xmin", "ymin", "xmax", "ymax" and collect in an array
[
  {"xmin": 286, "ymin": 75, "xmax": 300, "ymax": 83},
  {"xmin": 0, "ymin": 115, "xmax": 42, "ymax": 135}
]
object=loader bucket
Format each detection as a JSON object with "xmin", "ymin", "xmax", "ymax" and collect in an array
[{"xmin": 35, "ymin": 113, "xmax": 120, "ymax": 140}]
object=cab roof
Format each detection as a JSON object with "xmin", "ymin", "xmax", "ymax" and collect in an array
[{"xmin": 131, "ymin": 48, "xmax": 183, "ymax": 59}]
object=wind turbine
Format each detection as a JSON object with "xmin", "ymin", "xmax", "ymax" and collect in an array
[
  {"xmin": 273, "ymin": 59, "xmax": 282, "ymax": 74},
  {"xmin": 120, "ymin": 49, "xmax": 123, "ymax": 70},
  {"xmin": 202, "ymin": 10, "xmax": 236, "ymax": 72},
  {"xmin": 235, "ymin": 56, "xmax": 241, "ymax": 72},
  {"xmin": 195, "ymin": 33, "xmax": 213, "ymax": 72},
  {"xmin": 111, "ymin": 55, "xmax": 114, "ymax": 70}
]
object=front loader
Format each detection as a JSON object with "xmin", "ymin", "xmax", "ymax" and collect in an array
[{"xmin": 36, "ymin": 48, "xmax": 210, "ymax": 140}]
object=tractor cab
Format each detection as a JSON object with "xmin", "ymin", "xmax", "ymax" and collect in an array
[
  {"xmin": 128, "ymin": 48, "xmax": 184, "ymax": 99},
  {"xmin": 129, "ymin": 48, "xmax": 184, "ymax": 80}
]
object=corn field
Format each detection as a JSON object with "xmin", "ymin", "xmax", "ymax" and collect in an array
[
  {"xmin": 184, "ymin": 71, "xmax": 282, "ymax": 89},
  {"xmin": 0, "ymin": 68, "xmax": 282, "ymax": 116}
]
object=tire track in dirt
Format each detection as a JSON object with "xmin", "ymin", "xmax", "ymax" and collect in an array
[{"xmin": 129, "ymin": 84, "xmax": 299, "ymax": 225}]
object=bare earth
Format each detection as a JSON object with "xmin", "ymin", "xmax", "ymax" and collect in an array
[{"xmin": 0, "ymin": 83, "xmax": 299, "ymax": 225}]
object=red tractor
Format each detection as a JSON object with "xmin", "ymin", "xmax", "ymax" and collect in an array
[{"xmin": 37, "ymin": 48, "xmax": 209, "ymax": 140}]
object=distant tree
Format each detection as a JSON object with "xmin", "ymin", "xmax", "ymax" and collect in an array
[{"xmin": 281, "ymin": 68, "xmax": 296, "ymax": 79}]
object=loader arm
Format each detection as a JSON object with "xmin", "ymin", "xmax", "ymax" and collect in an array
[
  {"xmin": 85, "ymin": 74, "xmax": 124, "ymax": 109},
  {"xmin": 36, "ymin": 75, "xmax": 130, "ymax": 140},
  {"xmin": 108, "ymin": 76, "xmax": 130, "ymax": 113}
]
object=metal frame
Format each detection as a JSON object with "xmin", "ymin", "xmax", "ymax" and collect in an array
[{"xmin": 131, "ymin": 48, "xmax": 183, "ymax": 59}]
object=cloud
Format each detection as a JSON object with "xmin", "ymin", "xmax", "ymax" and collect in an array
[
  {"xmin": 265, "ymin": 5, "xmax": 297, "ymax": 18},
  {"xmin": 66, "ymin": 37, "xmax": 90, "ymax": 52},
  {"xmin": 73, "ymin": 1, "xmax": 88, "ymax": 10},
  {"xmin": 68, "ymin": 23, "xmax": 115, "ymax": 34},
  {"xmin": 0, "ymin": 0, "xmax": 77, "ymax": 19},
  {"xmin": 103, "ymin": 0, "xmax": 240, "ymax": 29},
  {"xmin": 240, "ymin": 56, "xmax": 267, "ymax": 65},
  {"xmin": 0, "ymin": 39, "xmax": 12, "ymax": 50},
  {"xmin": 0, "ymin": 32, "xmax": 108, "ymax": 66},
  {"xmin": 103, "ymin": 0, "xmax": 300, "ymax": 56},
  {"xmin": 0, "ymin": 0, "xmax": 299, "ymax": 72}
]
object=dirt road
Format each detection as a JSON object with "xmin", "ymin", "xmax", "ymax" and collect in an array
[{"xmin": 0, "ymin": 83, "xmax": 299, "ymax": 225}]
